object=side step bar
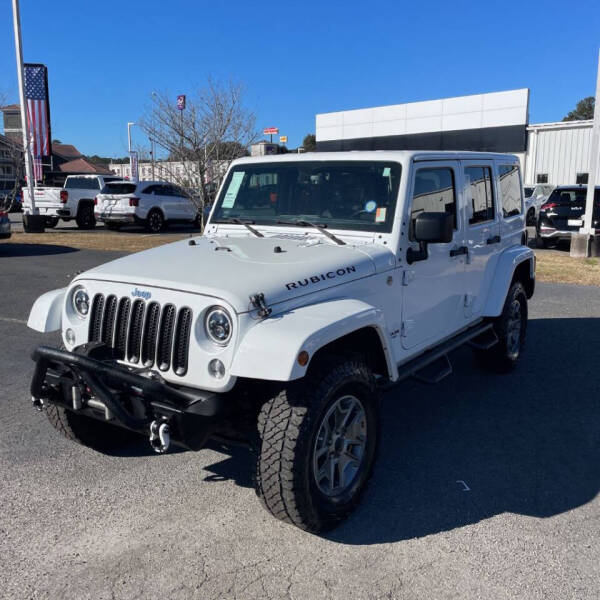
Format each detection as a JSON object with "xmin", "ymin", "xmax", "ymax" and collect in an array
[{"xmin": 384, "ymin": 322, "xmax": 496, "ymax": 387}]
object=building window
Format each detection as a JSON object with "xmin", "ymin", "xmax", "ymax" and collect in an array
[
  {"xmin": 576, "ymin": 173, "xmax": 589, "ymax": 185},
  {"xmin": 536, "ymin": 173, "xmax": 548, "ymax": 184}
]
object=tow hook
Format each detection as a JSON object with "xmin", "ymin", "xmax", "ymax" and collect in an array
[
  {"xmin": 31, "ymin": 395, "xmax": 44, "ymax": 411},
  {"xmin": 149, "ymin": 418, "xmax": 171, "ymax": 454}
]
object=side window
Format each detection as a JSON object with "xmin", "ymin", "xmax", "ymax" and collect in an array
[
  {"xmin": 498, "ymin": 164, "xmax": 522, "ymax": 218},
  {"xmin": 465, "ymin": 166, "xmax": 495, "ymax": 225},
  {"xmin": 141, "ymin": 185, "xmax": 156, "ymax": 195},
  {"xmin": 410, "ymin": 167, "xmax": 456, "ymax": 239},
  {"xmin": 90, "ymin": 179, "xmax": 100, "ymax": 190}
]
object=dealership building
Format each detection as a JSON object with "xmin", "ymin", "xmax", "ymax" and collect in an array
[{"xmin": 316, "ymin": 89, "xmax": 595, "ymax": 186}]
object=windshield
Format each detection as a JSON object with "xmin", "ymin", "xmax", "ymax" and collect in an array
[{"xmin": 211, "ymin": 161, "xmax": 401, "ymax": 233}]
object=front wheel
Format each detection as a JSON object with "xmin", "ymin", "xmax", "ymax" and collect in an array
[
  {"xmin": 45, "ymin": 404, "xmax": 139, "ymax": 452},
  {"xmin": 254, "ymin": 357, "xmax": 380, "ymax": 532},
  {"xmin": 475, "ymin": 281, "xmax": 527, "ymax": 372}
]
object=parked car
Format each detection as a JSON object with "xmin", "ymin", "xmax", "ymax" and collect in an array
[
  {"xmin": 0, "ymin": 209, "xmax": 10, "ymax": 239},
  {"xmin": 536, "ymin": 185, "xmax": 600, "ymax": 247},
  {"xmin": 525, "ymin": 184, "xmax": 554, "ymax": 225},
  {"xmin": 28, "ymin": 151, "xmax": 534, "ymax": 532},
  {"xmin": 22, "ymin": 174, "xmax": 122, "ymax": 230},
  {"xmin": 95, "ymin": 180, "xmax": 200, "ymax": 233}
]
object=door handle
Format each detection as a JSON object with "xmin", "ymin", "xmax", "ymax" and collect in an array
[
  {"xmin": 486, "ymin": 235, "xmax": 501, "ymax": 245},
  {"xmin": 450, "ymin": 245, "xmax": 468, "ymax": 257}
]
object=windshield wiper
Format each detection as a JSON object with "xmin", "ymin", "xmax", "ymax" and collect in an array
[
  {"xmin": 276, "ymin": 219, "xmax": 346, "ymax": 245},
  {"xmin": 216, "ymin": 217, "xmax": 264, "ymax": 238}
]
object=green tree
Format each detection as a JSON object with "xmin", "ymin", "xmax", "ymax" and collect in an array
[
  {"xmin": 562, "ymin": 96, "xmax": 595, "ymax": 121},
  {"xmin": 302, "ymin": 133, "xmax": 317, "ymax": 152}
]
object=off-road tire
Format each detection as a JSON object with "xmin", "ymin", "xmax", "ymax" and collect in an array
[
  {"xmin": 475, "ymin": 281, "xmax": 527, "ymax": 373},
  {"xmin": 76, "ymin": 203, "xmax": 96, "ymax": 230},
  {"xmin": 254, "ymin": 357, "xmax": 380, "ymax": 532},
  {"xmin": 45, "ymin": 404, "xmax": 138, "ymax": 452},
  {"xmin": 145, "ymin": 208, "xmax": 166, "ymax": 233},
  {"xmin": 44, "ymin": 216, "xmax": 59, "ymax": 228}
]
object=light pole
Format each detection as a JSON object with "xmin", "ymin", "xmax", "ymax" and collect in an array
[
  {"xmin": 151, "ymin": 92, "xmax": 158, "ymax": 179},
  {"xmin": 11, "ymin": 0, "xmax": 37, "ymax": 219}
]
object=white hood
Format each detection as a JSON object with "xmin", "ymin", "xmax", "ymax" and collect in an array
[{"xmin": 76, "ymin": 234, "xmax": 396, "ymax": 314}]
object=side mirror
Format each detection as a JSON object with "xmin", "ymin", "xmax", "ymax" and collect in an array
[
  {"xmin": 413, "ymin": 212, "xmax": 454, "ymax": 243},
  {"xmin": 407, "ymin": 212, "xmax": 454, "ymax": 264}
]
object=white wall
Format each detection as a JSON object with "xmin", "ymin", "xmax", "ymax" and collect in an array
[
  {"xmin": 316, "ymin": 89, "xmax": 529, "ymax": 142},
  {"xmin": 523, "ymin": 121, "xmax": 595, "ymax": 185}
]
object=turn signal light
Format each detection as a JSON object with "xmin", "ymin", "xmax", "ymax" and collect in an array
[
  {"xmin": 129, "ymin": 197, "xmax": 139, "ymax": 207},
  {"xmin": 59, "ymin": 190, "xmax": 68, "ymax": 203}
]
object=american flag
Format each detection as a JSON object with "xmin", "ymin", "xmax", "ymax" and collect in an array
[{"xmin": 24, "ymin": 65, "xmax": 50, "ymax": 182}]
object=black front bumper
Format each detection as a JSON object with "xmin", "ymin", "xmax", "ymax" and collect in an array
[{"xmin": 31, "ymin": 345, "xmax": 227, "ymax": 450}]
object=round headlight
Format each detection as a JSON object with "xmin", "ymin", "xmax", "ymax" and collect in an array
[
  {"xmin": 205, "ymin": 306, "xmax": 232, "ymax": 345},
  {"xmin": 72, "ymin": 287, "xmax": 90, "ymax": 318}
]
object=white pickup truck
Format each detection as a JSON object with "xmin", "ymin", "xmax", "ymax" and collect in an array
[{"xmin": 23, "ymin": 174, "xmax": 122, "ymax": 229}]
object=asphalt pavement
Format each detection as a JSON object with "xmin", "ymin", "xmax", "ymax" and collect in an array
[{"xmin": 1, "ymin": 242, "xmax": 599, "ymax": 599}]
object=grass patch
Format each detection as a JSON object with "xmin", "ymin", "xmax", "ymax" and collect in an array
[
  {"xmin": 3, "ymin": 231, "xmax": 193, "ymax": 253},
  {"xmin": 535, "ymin": 250, "xmax": 600, "ymax": 286}
]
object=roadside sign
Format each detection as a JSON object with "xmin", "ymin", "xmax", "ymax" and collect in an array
[
  {"xmin": 279, "ymin": 135, "xmax": 287, "ymax": 143},
  {"xmin": 176, "ymin": 95, "xmax": 186, "ymax": 110},
  {"xmin": 130, "ymin": 150, "xmax": 139, "ymax": 181},
  {"xmin": 263, "ymin": 127, "xmax": 279, "ymax": 135}
]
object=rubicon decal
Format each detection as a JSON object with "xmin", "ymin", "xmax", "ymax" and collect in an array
[
  {"xmin": 286, "ymin": 266, "xmax": 357, "ymax": 291},
  {"xmin": 131, "ymin": 288, "xmax": 151, "ymax": 300}
]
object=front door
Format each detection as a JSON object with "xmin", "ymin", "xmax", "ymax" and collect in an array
[
  {"xmin": 461, "ymin": 161, "xmax": 501, "ymax": 319},
  {"xmin": 401, "ymin": 162, "xmax": 466, "ymax": 350}
]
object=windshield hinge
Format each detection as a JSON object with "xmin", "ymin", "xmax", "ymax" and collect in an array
[{"xmin": 250, "ymin": 292, "xmax": 272, "ymax": 318}]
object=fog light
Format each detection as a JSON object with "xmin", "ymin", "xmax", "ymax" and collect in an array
[
  {"xmin": 65, "ymin": 328, "xmax": 76, "ymax": 345},
  {"xmin": 208, "ymin": 359, "xmax": 226, "ymax": 379}
]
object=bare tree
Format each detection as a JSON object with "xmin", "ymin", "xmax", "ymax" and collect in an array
[
  {"xmin": 139, "ymin": 78, "xmax": 258, "ymax": 213},
  {"xmin": 0, "ymin": 90, "xmax": 24, "ymax": 211}
]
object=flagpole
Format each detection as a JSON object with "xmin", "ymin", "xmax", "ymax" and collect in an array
[{"xmin": 11, "ymin": 0, "xmax": 36, "ymax": 214}]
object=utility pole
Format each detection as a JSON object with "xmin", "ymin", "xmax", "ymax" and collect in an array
[
  {"xmin": 571, "ymin": 50, "xmax": 600, "ymax": 257},
  {"xmin": 11, "ymin": 0, "xmax": 36, "ymax": 217}
]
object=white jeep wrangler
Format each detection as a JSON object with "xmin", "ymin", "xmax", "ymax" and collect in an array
[{"xmin": 28, "ymin": 151, "xmax": 534, "ymax": 532}]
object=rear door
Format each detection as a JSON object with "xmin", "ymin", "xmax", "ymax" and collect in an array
[
  {"xmin": 460, "ymin": 161, "xmax": 501, "ymax": 319},
  {"xmin": 97, "ymin": 182, "xmax": 137, "ymax": 215}
]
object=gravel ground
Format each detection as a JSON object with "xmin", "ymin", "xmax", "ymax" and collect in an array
[{"xmin": 0, "ymin": 243, "xmax": 599, "ymax": 599}]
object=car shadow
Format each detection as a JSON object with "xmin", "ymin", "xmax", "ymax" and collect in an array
[
  {"xmin": 0, "ymin": 242, "xmax": 79, "ymax": 256},
  {"xmin": 326, "ymin": 316, "xmax": 600, "ymax": 544}
]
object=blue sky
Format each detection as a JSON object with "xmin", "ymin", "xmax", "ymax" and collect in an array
[{"xmin": 1, "ymin": 0, "xmax": 599, "ymax": 157}]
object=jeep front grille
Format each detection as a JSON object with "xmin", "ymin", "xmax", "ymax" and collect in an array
[{"xmin": 88, "ymin": 294, "xmax": 192, "ymax": 375}]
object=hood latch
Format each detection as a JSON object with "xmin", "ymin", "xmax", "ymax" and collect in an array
[{"xmin": 250, "ymin": 292, "xmax": 272, "ymax": 318}]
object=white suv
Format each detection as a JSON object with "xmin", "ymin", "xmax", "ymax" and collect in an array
[
  {"xmin": 28, "ymin": 151, "xmax": 534, "ymax": 532},
  {"xmin": 95, "ymin": 180, "xmax": 200, "ymax": 232}
]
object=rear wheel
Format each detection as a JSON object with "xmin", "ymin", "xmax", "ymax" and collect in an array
[
  {"xmin": 44, "ymin": 216, "xmax": 59, "ymax": 228},
  {"xmin": 474, "ymin": 281, "xmax": 527, "ymax": 372},
  {"xmin": 76, "ymin": 203, "xmax": 96, "ymax": 229},
  {"xmin": 145, "ymin": 208, "xmax": 165, "ymax": 233},
  {"xmin": 526, "ymin": 208, "xmax": 536, "ymax": 226},
  {"xmin": 254, "ymin": 357, "xmax": 380, "ymax": 532}
]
